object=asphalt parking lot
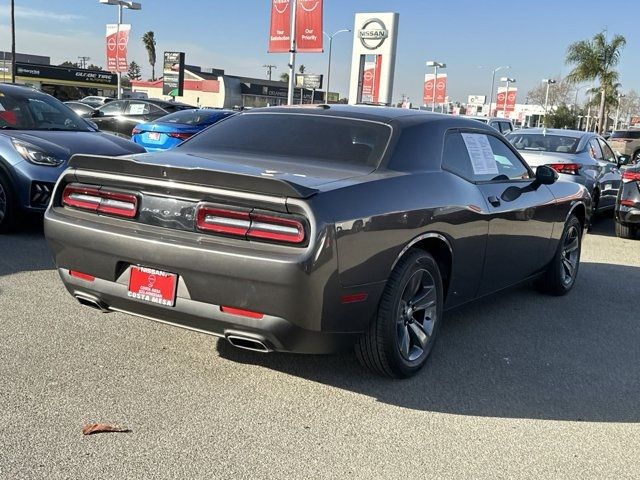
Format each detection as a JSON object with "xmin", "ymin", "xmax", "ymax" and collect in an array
[{"xmin": 1, "ymin": 216, "xmax": 639, "ymax": 479}]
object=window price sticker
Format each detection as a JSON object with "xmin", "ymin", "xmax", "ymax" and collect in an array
[{"xmin": 461, "ymin": 133, "xmax": 499, "ymax": 175}]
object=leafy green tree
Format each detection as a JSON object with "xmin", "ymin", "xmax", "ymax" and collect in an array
[
  {"xmin": 86, "ymin": 64, "xmax": 103, "ymax": 71},
  {"xmin": 142, "ymin": 31, "xmax": 157, "ymax": 81},
  {"xmin": 279, "ymin": 72, "xmax": 289, "ymax": 83},
  {"xmin": 59, "ymin": 61, "xmax": 79, "ymax": 68},
  {"xmin": 566, "ymin": 32, "xmax": 626, "ymax": 134},
  {"xmin": 544, "ymin": 104, "xmax": 578, "ymax": 129},
  {"xmin": 127, "ymin": 61, "xmax": 142, "ymax": 81},
  {"xmin": 298, "ymin": 64, "xmax": 306, "ymax": 74}
]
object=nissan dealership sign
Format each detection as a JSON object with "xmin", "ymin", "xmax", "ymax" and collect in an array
[
  {"xmin": 348, "ymin": 12, "xmax": 399, "ymax": 106},
  {"xmin": 358, "ymin": 18, "xmax": 388, "ymax": 50}
]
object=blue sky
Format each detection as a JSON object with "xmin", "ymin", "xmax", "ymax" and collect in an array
[{"xmin": 0, "ymin": 0, "xmax": 638, "ymax": 104}]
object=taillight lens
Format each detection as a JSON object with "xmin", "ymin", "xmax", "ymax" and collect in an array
[
  {"xmin": 167, "ymin": 132, "xmax": 193, "ymax": 140},
  {"xmin": 62, "ymin": 184, "xmax": 138, "ymax": 218},
  {"xmin": 196, "ymin": 205, "xmax": 306, "ymax": 245},
  {"xmin": 132, "ymin": 128, "xmax": 142, "ymax": 135},
  {"xmin": 622, "ymin": 171, "xmax": 640, "ymax": 183},
  {"xmin": 547, "ymin": 163, "xmax": 580, "ymax": 175}
]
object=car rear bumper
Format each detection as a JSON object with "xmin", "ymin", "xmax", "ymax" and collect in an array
[
  {"xmin": 615, "ymin": 205, "xmax": 640, "ymax": 226},
  {"xmin": 44, "ymin": 207, "xmax": 384, "ymax": 354}
]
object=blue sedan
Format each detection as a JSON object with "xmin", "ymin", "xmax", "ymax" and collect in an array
[
  {"xmin": 0, "ymin": 84, "xmax": 145, "ymax": 233},
  {"xmin": 131, "ymin": 109, "xmax": 235, "ymax": 152}
]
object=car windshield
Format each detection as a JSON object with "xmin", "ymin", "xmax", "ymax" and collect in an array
[
  {"xmin": 156, "ymin": 109, "xmax": 232, "ymax": 126},
  {"xmin": 610, "ymin": 130, "xmax": 640, "ymax": 139},
  {"xmin": 507, "ymin": 133, "xmax": 580, "ymax": 154},
  {"xmin": 0, "ymin": 91, "xmax": 92, "ymax": 131},
  {"xmin": 180, "ymin": 113, "xmax": 392, "ymax": 168}
]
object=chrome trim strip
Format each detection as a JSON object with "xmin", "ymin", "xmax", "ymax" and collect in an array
[{"xmin": 391, "ymin": 232, "xmax": 453, "ymax": 271}]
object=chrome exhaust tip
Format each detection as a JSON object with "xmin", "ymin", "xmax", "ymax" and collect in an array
[
  {"xmin": 75, "ymin": 294, "xmax": 109, "ymax": 313},
  {"xmin": 226, "ymin": 335, "xmax": 271, "ymax": 353}
]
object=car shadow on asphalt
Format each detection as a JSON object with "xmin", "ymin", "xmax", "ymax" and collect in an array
[
  {"xmin": 0, "ymin": 216, "xmax": 54, "ymax": 277},
  {"xmin": 588, "ymin": 215, "xmax": 617, "ymax": 238},
  {"xmin": 216, "ymin": 261, "xmax": 640, "ymax": 422}
]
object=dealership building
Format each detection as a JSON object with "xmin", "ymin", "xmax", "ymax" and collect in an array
[
  {"xmin": 131, "ymin": 65, "xmax": 332, "ymax": 109},
  {"xmin": 0, "ymin": 52, "xmax": 117, "ymax": 100}
]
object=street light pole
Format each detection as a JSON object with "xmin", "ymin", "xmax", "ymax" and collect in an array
[
  {"xmin": 323, "ymin": 28, "xmax": 350, "ymax": 104},
  {"xmin": 542, "ymin": 78, "xmax": 556, "ymax": 127},
  {"xmin": 99, "ymin": 0, "xmax": 142, "ymax": 100},
  {"xmin": 286, "ymin": 0, "xmax": 297, "ymax": 105},
  {"xmin": 488, "ymin": 65, "xmax": 510, "ymax": 117},
  {"xmin": 426, "ymin": 61, "xmax": 446, "ymax": 112},
  {"xmin": 614, "ymin": 93, "xmax": 625, "ymax": 130}
]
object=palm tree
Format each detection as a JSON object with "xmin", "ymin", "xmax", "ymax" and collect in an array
[
  {"xmin": 279, "ymin": 72, "xmax": 289, "ymax": 83},
  {"xmin": 142, "ymin": 31, "xmax": 157, "ymax": 81},
  {"xmin": 298, "ymin": 64, "xmax": 306, "ymax": 74},
  {"xmin": 566, "ymin": 32, "xmax": 626, "ymax": 133}
]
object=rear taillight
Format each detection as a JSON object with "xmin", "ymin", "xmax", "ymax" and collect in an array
[
  {"xmin": 62, "ymin": 184, "xmax": 138, "ymax": 218},
  {"xmin": 132, "ymin": 128, "xmax": 142, "ymax": 135},
  {"xmin": 622, "ymin": 171, "xmax": 640, "ymax": 183},
  {"xmin": 547, "ymin": 163, "xmax": 580, "ymax": 175},
  {"xmin": 167, "ymin": 132, "xmax": 193, "ymax": 140},
  {"xmin": 196, "ymin": 205, "xmax": 306, "ymax": 245},
  {"xmin": 69, "ymin": 270, "xmax": 95, "ymax": 282},
  {"xmin": 220, "ymin": 306, "xmax": 264, "ymax": 319}
]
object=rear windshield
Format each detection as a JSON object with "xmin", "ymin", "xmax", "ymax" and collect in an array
[
  {"xmin": 610, "ymin": 130, "xmax": 640, "ymax": 139},
  {"xmin": 507, "ymin": 133, "xmax": 580, "ymax": 154},
  {"xmin": 157, "ymin": 109, "xmax": 233, "ymax": 126},
  {"xmin": 180, "ymin": 113, "xmax": 391, "ymax": 167}
]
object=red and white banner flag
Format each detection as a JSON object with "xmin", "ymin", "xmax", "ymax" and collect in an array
[
  {"xmin": 423, "ymin": 73, "xmax": 447, "ymax": 104},
  {"xmin": 361, "ymin": 55, "xmax": 382, "ymax": 104},
  {"xmin": 296, "ymin": 0, "xmax": 323, "ymax": 52},
  {"xmin": 496, "ymin": 87, "xmax": 517, "ymax": 113},
  {"xmin": 268, "ymin": 0, "xmax": 291, "ymax": 53},
  {"xmin": 268, "ymin": 0, "xmax": 323, "ymax": 53},
  {"xmin": 106, "ymin": 24, "xmax": 130, "ymax": 72}
]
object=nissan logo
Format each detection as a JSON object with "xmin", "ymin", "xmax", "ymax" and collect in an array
[{"xmin": 358, "ymin": 18, "xmax": 388, "ymax": 50}]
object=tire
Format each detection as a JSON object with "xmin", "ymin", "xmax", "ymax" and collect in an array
[
  {"xmin": 0, "ymin": 172, "xmax": 16, "ymax": 234},
  {"xmin": 538, "ymin": 215, "xmax": 582, "ymax": 296},
  {"xmin": 634, "ymin": 150, "xmax": 640, "ymax": 164},
  {"xmin": 355, "ymin": 249, "xmax": 443, "ymax": 378},
  {"xmin": 615, "ymin": 221, "xmax": 637, "ymax": 239}
]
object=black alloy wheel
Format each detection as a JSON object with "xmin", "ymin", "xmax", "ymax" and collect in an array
[
  {"xmin": 538, "ymin": 214, "xmax": 582, "ymax": 296},
  {"xmin": 356, "ymin": 249, "xmax": 443, "ymax": 378},
  {"xmin": 0, "ymin": 173, "xmax": 15, "ymax": 233}
]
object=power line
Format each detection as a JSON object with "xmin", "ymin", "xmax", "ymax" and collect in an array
[{"xmin": 78, "ymin": 56, "xmax": 91, "ymax": 69}]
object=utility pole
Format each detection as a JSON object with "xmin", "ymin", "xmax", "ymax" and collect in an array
[
  {"xmin": 263, "ymin": 64, "xmax": 277, "ymax": 81},
  {"xmin": 10, "ymin": 0, "xmax": 15, "ymax": 83},
  {"xmin": 78, "ymin": 56, "xmax": 91, "ymax": 69}
]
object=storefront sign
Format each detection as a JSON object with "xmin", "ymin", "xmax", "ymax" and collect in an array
[
  {"xmin": 14, "ymin": 62, "xmax": 117, "ymax": 86},
  {"xmin": 268, "ymin": 0, "xmax": 324, "ymax": 53},
  {"xmin": 295, "ymin": 74, "xmax": 323, "ymax": 89},
  {"xmin": 163, "ymin": 52, "xmax": 185, "ymax": 97},
  {"xmin": 358, "ymin": 18, "xmax": 389, "ymax": 50},
  {"xmin": 106, "ymin": 24, "xmax": 130, "ymax": 73}
]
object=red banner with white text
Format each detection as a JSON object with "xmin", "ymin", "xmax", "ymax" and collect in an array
[
  {"xmin": 361, "ymin": 55, "xmax": 382, "ymax": 104},
  {"xmin": 106, "ymin": 24, "xmax": 130, "ymax": 73},
  {"xmin": 296, "ymin": 0, "xmax": 323, "ymax": 52},
  {"xmin": 423, "ymin": 73, "xmax": 447, "ymax": 104},
  {"xmin": 268, "ymin": 0, "xmax": 323, "ymax": 53},
  {"xmin": 268, "ymin": 0, "xmax": 291, "ymax": 53},
  {"xmin": 496, "ymin": 86, "xmax": 517, "ymax": 113}
]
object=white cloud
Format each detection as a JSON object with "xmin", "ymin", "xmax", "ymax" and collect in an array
[{"xmin": 0, "ymin": 6, "xmax": 83, "ymax": 22}]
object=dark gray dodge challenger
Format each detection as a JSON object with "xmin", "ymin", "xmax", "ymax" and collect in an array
[{"xmin": 44, "ymin": 105, "xmax": 590, "ymax": 378}]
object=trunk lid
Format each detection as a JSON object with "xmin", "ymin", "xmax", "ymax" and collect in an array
[{"xmin": 519, "ymin": 151, "xmax": 581, "ymax": 168}]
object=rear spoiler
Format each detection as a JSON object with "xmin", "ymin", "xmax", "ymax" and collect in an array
[{"xmin": 68, "ymin": 154, "xmax": 319, "ymax": 199}]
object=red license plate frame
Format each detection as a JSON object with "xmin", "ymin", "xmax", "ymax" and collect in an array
[{"xmin": 127, "ymin": 266, "xmax": 178, "ymax": 307}]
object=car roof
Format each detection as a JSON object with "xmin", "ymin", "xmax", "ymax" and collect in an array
[
  {"xmin": 509, "ymin": 128, "xmax": 590, "ymax": 139},
  {"xmin": 243, "ymin": 104, "xmax": 493, "ymax": 129},
  {"xmin": 467, "ymin": 116, "xmax": 512, "ymax": 122}
]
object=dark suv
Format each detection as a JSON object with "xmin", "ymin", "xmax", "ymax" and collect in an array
[{"xmin": 91, "ymin": 99, "xmax": 194, "ymax": 137}]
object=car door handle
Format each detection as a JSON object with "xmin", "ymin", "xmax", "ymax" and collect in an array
[{"xmin": 488, "ymin": 196, "xmax": 501, "ymax": 207}]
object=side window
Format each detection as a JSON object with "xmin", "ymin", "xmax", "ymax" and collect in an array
[
  {"xmin": 99, "ymin": 100, "xmax": 125, "ymax": 116},
  {"xmin": 147, "ymin": 104, "xmax": 166, "ymax": 115},
  {"xmin": 488, "ymin": 121, "xmax": 500, "ymax": 132},
  {"xmin": 126, "ymin": 102, "xmax": 150, "ymax": 115},
  {"xmin": 598, "ymin": 139, "xmax": 616, "ymax": 163},
  {"xmin": 443, "ymin": 132, "xmax": 531, "ymax": 182},
  {"xmin": 588, "ymin": 138, "xmax": 603, "ymax": 160},
  {"xmin": 500, "ymin": 122, "xmax": 512, "ymax": 134}
]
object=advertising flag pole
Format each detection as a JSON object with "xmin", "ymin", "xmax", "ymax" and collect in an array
[
  {"xmin": 116, "ymin": 3, "xmax": 122, "ymax": 99},
  {"xmin": 286, "ymin": 0, "xmax": 297, "ymax": 105}
]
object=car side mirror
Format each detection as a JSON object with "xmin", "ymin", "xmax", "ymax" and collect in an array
[
  {"xmin": 91, "ymin": 110, "xmax": 103, "ymax": 118},
  {"xmin": 533, "ymin": 165, "xmax": 558, "ymax": 186}
]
